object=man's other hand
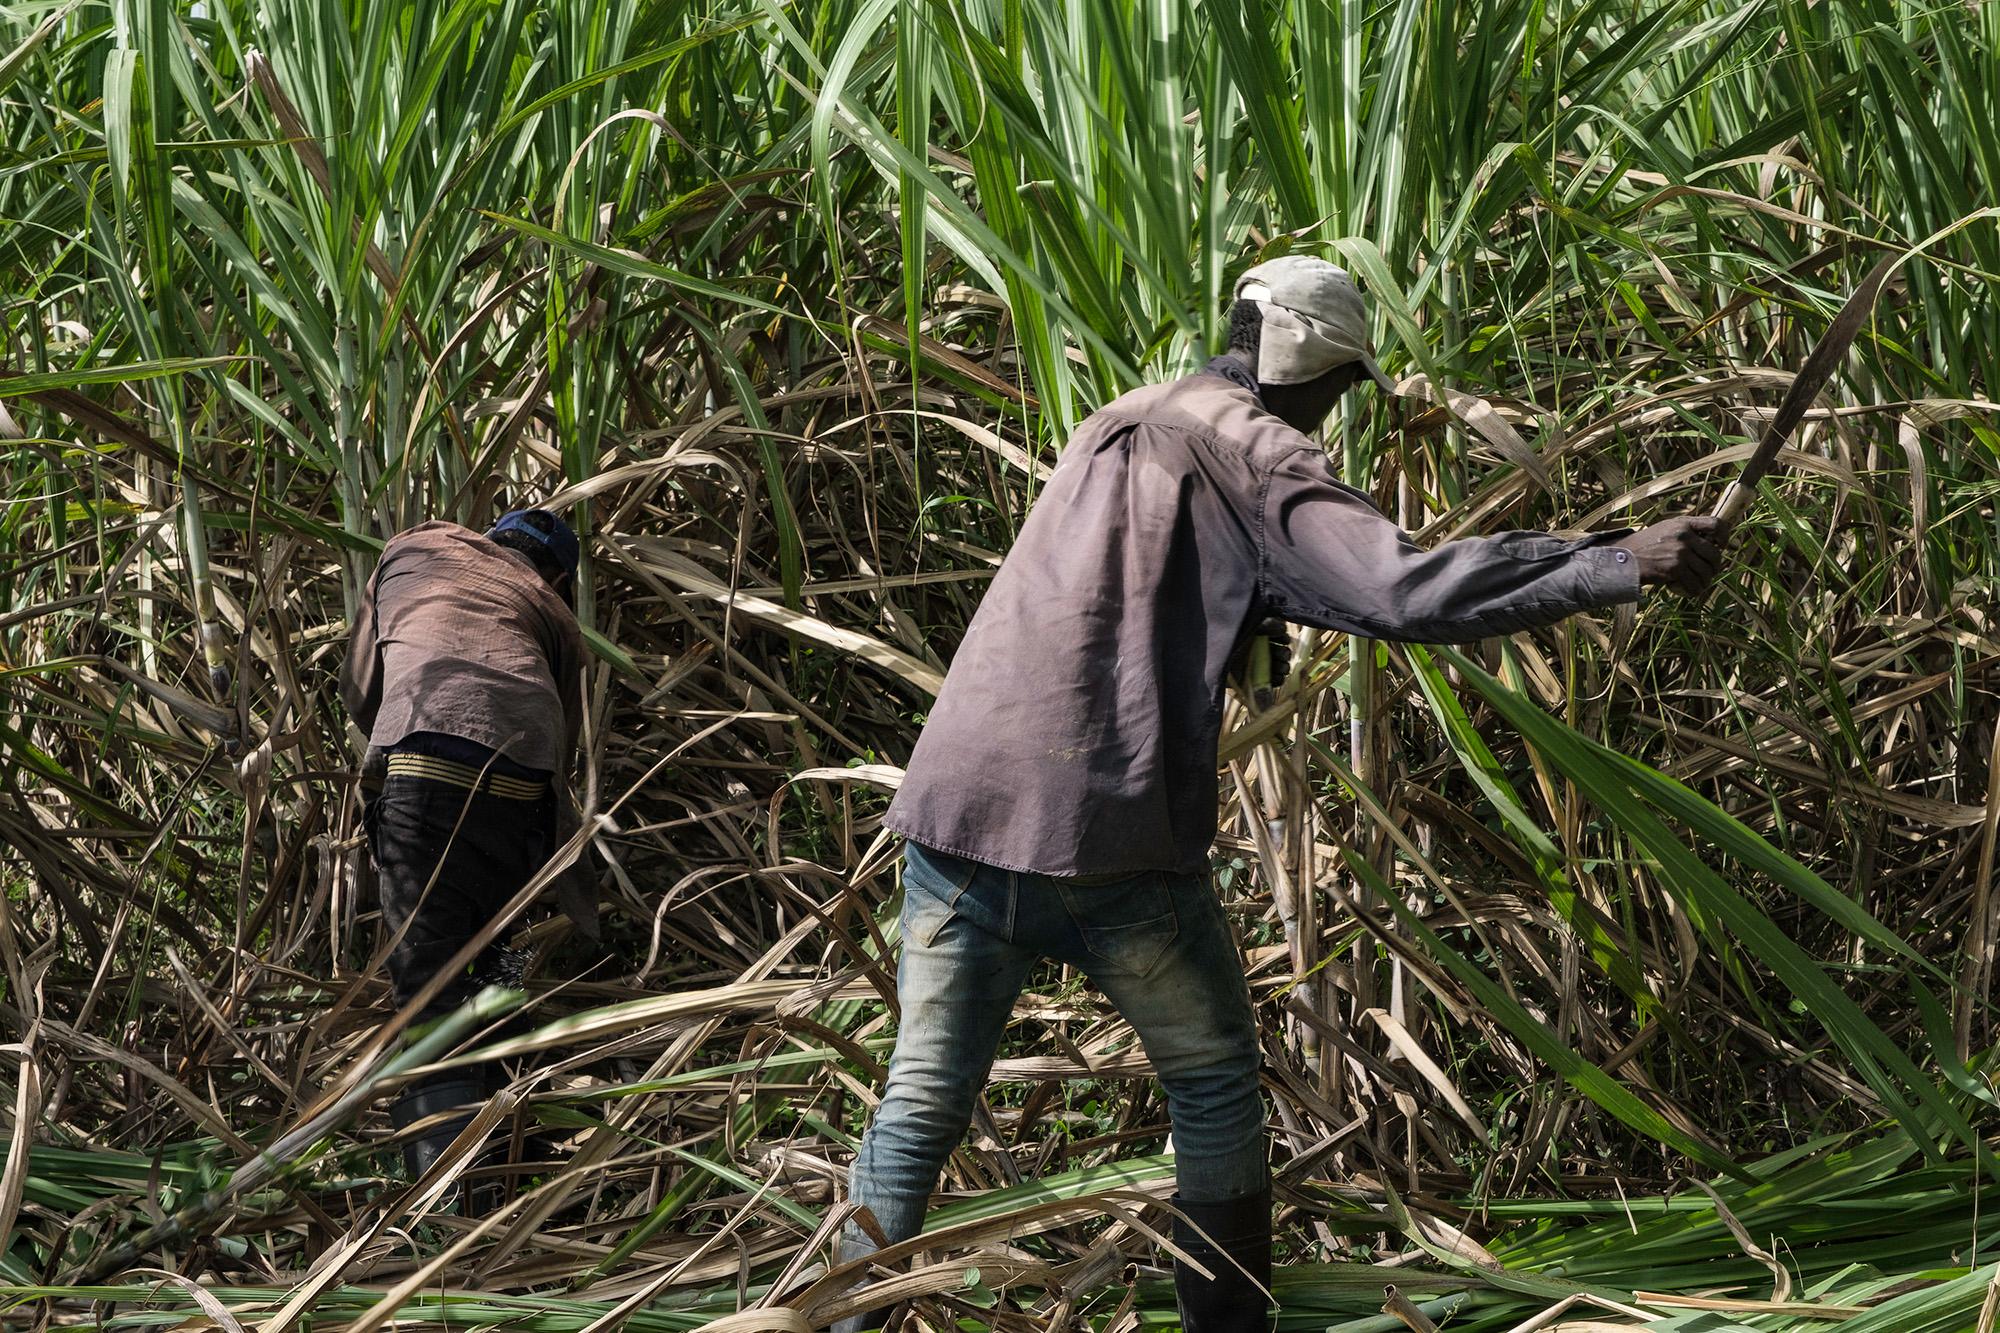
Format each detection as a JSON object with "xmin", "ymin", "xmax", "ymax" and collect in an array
[{"xmin": 1618, "ymin": 516, "xmax": 1730, "ymax": 595}]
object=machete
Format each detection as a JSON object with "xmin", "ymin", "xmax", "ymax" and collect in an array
[{"xmin": 1712, "ymin": 252, "xmax": 1899, "ymax": 525}]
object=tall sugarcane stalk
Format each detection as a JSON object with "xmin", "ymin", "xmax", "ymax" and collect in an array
[
  {"xmin": 179, "ymin": 474, "xmax": 230, "ymax": 699},
  {"xmin": 1243, "ymin": 635, "xmax": 1319, "ymax": 1074}
]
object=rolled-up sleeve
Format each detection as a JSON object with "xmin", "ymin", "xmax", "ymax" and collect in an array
[
  {"xmin": 555, "ymin": 619, "xmax": 584, "ymax": 768},
  {"xmin": 1258, "ymin": 448, "xmax": 1641, "ymax": 643},
  {"xmin": 339, "ymin": 568, "xmax": 386, "ymax": 735}
]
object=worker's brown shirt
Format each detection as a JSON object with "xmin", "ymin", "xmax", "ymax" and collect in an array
[
  {"xmin": 883, "ymin": 368, "xmax": 1641, "ymax": 878},
  {"xmin": 340, "ymin": 521, "xmax": 583, "ymax": 774}
]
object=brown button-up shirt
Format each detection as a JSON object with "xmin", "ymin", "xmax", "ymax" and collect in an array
[
  {"xmin": 340, "ymin": 521, "xmax": 583, "ymax": 775},
  {"xmin": 883, "ymin": 367, "xmax": 1641, "ymax": 878}
]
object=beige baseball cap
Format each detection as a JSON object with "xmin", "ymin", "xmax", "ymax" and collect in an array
[{"xmin": 1233, "ymin": 255, "xmax": 1395, "ymax": 390}]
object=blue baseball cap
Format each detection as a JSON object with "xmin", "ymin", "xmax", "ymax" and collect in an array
[{"xmin": 489, "ymin": 509, "xmax": 580, "ymax": 581}]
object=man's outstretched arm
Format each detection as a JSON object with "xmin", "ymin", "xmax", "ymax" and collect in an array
[{"xmin": 1258, "ymin": 448, "xmax": 1726, "ymax": 643}]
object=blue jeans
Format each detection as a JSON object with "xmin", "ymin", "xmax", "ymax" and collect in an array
[{"xmin": 845, "ymin": 843, "xmax": 1267, "ymax": 1244}]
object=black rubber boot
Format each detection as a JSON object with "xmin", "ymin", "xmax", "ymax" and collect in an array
[
  {"xmin": 390, "ymin": 1066, "xmax": 500, "ymax": 1212},
  {"xmin": 1171, "ymin": 1186, "xmax": 1273, "ymax": 1333}
]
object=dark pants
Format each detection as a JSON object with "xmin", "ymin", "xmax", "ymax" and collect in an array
[{"xmin": 364, "ymin": 733, "xmax": 552, "ymax": 1018}]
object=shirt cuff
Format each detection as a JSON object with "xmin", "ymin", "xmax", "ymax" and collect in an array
[{"xmin": 1576, "ymin": 542, "xmax": 1643, "ymax": 605}]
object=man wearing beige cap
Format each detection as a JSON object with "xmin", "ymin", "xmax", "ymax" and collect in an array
[{"xmin": 833, "ymin": 256, "xmax": 1724, "ymax": 1333}]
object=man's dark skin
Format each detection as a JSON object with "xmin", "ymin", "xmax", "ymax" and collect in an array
[{"xmin": 1218, "ymin": 347, "xmax": 1731, "ymax": 594}]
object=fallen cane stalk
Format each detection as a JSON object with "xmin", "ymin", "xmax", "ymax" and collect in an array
[
  {"xmin": 1383, "ymin": 1284, "xmax": 1445, "ymax": 1333},
  {"xmin": 63, "ymin": 984, "xmax": 526, "ymax": 1285}
]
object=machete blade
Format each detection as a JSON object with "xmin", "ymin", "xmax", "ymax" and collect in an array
[{"xmin": 1713, "ymin": 252, "xmax": 1899, "ymax": 524}]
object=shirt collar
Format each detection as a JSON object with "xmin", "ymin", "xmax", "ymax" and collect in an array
[{"xmin": 1200, "ymin": 354, "xmax": 1262, "ymax": 399}]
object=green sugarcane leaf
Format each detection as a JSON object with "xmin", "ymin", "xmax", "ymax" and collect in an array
[
  {"xmin": 1342, "ymin": 846, "xmax": 1752, "ymax": 1183},
  {"xmin": 1440, "ymin": 646, "xmax": 1987, "ymax": 1171},
  {"xmin": 0, "ymin": 357, "xmax": 241, "ymax": 398}
]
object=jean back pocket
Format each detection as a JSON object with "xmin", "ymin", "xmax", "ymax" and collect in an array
[{"xmin": 1059, "ymin": 874, "xmax": 1179, "ymax": 976}]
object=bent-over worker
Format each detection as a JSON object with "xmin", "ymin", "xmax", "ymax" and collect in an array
[
  {"xmin": 341, "ymin": 509, "xmax": 588, "ymax": 1195},
  {"xmin": 837, "ymin": 256, "xmax": 1725, "ymax": 1332}
]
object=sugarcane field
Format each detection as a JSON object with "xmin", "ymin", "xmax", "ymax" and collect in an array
[{"xmin": 3, "ymin": 0, "xmax": 2000, "ymax": 1330}]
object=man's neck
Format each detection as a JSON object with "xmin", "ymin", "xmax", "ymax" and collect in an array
[{"xmin": 1203, "ymin": 351, "xmax": 1336, "ymax": 434}]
